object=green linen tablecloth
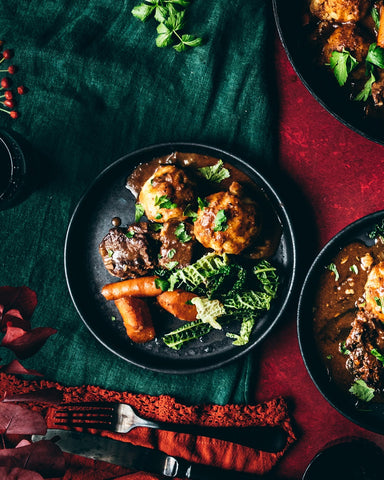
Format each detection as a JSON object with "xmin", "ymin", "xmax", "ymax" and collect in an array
[{"xmin": 0, "ymin": 0, "xmax": 276, "ymax": 405}]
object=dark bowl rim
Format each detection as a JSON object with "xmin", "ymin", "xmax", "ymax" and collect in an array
[
  {"xmin": 64, "ymin": 141, "xmax": 298, "ymax": 374},
  {"xmin": 297, "ymin": 209, "xmax": 384, "ymax": 434}
]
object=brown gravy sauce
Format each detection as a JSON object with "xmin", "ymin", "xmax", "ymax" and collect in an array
[
  {"xmin": 126, "ymin": 151, "xmax": 282, "ymax": 260},
  {"xmin": 313, "ymin": 239, "xmax": 384, "ymax": 401}
]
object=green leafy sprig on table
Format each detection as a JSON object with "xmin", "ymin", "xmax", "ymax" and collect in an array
[{"xmin": 132, "ymin": 0, "xmax": 203, "ymax": 51}]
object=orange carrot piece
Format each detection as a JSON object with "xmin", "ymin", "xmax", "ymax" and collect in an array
[
  {"xmin": 101, "ymin": 276, "xmax": 162, "ymax": 301},
  {"xmin": 157, "ymin": 290, "xmax": 198, "ymax": 322},
  {"xmin": 114, "ymin": 296, "xmax": 155, "ymax": 343},
  {"xmin": 377, "ymin": 7, "xmax": 384, "ymax": 48}
]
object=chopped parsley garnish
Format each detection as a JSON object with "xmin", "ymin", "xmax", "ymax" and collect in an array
[
  {"xmin": 349, "ymin": 264, "xmax": 358, "ymax": 274},
  {"xmin": 329, "ymin": 49, "xmax": 358, "ymax": 86},
  {"xmin": 197, "ymin": 197, "xmax": 209, "ymax": 209},
  {"xmin": 155, "ymin": 213, "xmax": 163, "ymax": 219},
  {"xmin": 111, "ymin": 316, "xmax": 116, "ymax": 321},
  {"xmin": 368, "ymin": 219, "xmax": 384, "ymax": 240},
  {"xmin": 175, "ymin": 222, "xmax": 192, "ymax": 242},
  {"xmin": 371, "ymin": 348, "xmax": 384, "ymax": 364},
  {"xmin": 183, "ymin": 204, "xmax": 198, "ymax": 222},
  {"xmin": 135, "ymin": 203, "xmax": 145, "ymax": 222},
  {"xmin": 374, "ymin": 296, "xmax": 384, "ymax": 313},
  {"xmin": 125, "ymin": 230, "xmax": 135, "ymax": 239},
  {"xmin": 355, "ymin": 72, "xmax": 376, "ymax": 102},
  {"xmin": 213, "ymin": 210, "xmax": 228, "ymax": 232},
  {"xmin": 155, "ymin": 195, "xmax": 177, "ymax": 209},
  {"xmin": 326, "ymin": 263, "xmax": 340, "ymax": 281},
  {"xmin": 168, "ymin": 249, "xmax": 176, "ymax": 259},
  {"xmin": 366, "ymin": 43, "xmax": 384, "ymax": 69},
  {"xmin": 107, "ymin": 249, "xmax": 114, "ymax": 257},
  {"xmin": 150, "ymin": 222, "xmax": 163, "ymax": 232},
  {"xmin": 340, "ymin": 341, "xmax": 351, "ymax": 356},
  {"xmin": 372, "ymin": 6, "xmax": 380, "ymax": 29},
  {"xmin": 198, "ymin": 160, "xmax": 230, "ymax": 183},
  {"xmin": 155, "ymin": 277, "xmax": 170, "ymax": 291},
  {"xmin": 349, "ymin": 379, "xmax": 375, "ymax": 402}
]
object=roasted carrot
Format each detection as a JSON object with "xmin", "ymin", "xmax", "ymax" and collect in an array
[
  {"xmin": 157, "ymin": 290, "xmax": 198, "ymax": 322},
  {"xmin": 102, "ymin": 276, "xmax": 162, "ymax": 301},
  {"xmin": 378, "ymin": 7, "xmax": 384, "ymax": 48},
  {"xmin": 114, "ymin": 296, "xmax": 155, "ymax": 343}
]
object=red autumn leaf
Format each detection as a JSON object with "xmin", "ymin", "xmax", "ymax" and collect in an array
[
  {"xmin": 1, "ymin": 309, "xmax": 31, "ymax": 332},
  {"xmin": 1, "ymin": 324, "xmax": 57, "ymax": 359},
  {"xmin": 0, "ymin": 440, "xmax": 65, "ymax": 477},
  {"xmin": 0, "ymin": 287, "xmax": 37, "ymax": 321},
  {"xmin": 0, "ymin": 466, "xmax": 44, "ymax": 480},
  {"xmin": 0, "ymin": 403, "xmax": 46, "ymax": 436},
  {"xmin": 3, "ymin": 388, "xmax": 62, "ymax": 404},
  {"xmin": 0, "ymin": 360, "xmax": 43, "ymax": 377}
]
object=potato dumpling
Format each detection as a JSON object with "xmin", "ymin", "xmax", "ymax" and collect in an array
[
  {"xmin": 193, "ymin": 182, "xmax": 262, "ymax": 255},
  {"xmin": 364, "ymin": 261, "xmax": 384, "ymax": 322},
  {"xmin": 310, "ymin": 0, "xmax": 369, "ymax": 23},
  {"xmin": 322, "ymin": 24, "xmax": 370, "ymax": 64},
  {"xmin": 138, "ymin": 165, "xmax": 195, "ymax": 223}
]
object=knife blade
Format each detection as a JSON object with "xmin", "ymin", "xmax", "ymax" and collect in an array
[{"xmin": 32, "ymin": 429, "xmax": 264, "ymax": 479}]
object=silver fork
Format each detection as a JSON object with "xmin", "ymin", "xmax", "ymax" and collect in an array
[{"xmin": 52, "ymin": 402, "xmax": 288, "ymax": 453}]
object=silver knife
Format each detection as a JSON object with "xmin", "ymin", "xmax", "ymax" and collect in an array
[{"xmin": 32, "ymin": 429, "xmax": 264, "ymax": 479}]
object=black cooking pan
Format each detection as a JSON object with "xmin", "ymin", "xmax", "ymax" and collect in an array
[{"xmin": 272, "ymin": 0, "xmax": 384, "ymax": 146}]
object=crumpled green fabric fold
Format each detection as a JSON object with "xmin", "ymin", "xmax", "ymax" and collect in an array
[{"xmin": 0, "ymin": 0, "xmax": 275, "ymax": 405}]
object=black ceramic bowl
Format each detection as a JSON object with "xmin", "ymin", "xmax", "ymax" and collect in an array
[
  {"xmin": 298, "ymin": 210, "xmax": 384, "ymax": 434},
  {"xmin": 64, "ymin": 143, "xmax": 297, "ymax": 374},
  {"xmin": 272, "ymin": 0, "xmax": 384, "ymax": 146}
]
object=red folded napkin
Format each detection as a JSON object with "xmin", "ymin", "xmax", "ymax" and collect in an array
[{"xmin": 0, "ymin": 373, "xmax": 296, "ymax": 479}]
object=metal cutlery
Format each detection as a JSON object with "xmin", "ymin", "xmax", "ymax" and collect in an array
[{"xmin": 51, "ymin": 402, "xmax": 288, "ymax": 453}]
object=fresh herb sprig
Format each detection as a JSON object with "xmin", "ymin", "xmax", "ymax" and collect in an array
[{"xmin": 132, "ymin": 0, "xmax": 203, "ymax": 51}]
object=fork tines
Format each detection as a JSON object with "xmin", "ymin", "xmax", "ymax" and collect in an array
[{"xmin": 52, "ymin": 402, "xmax": 116, "ymax": 430}]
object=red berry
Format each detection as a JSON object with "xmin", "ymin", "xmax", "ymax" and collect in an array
[
  {"xmin": 1, "ymin": 77, "xmax": 11, "ymax": 89},
  {"xmin": 10, "ymin": 110, "xmax": 18, "ymax": 119},
  {"xmin": 4, "ymin": 91, "xmax": 12, "ymax": 100},
  {"xmin": 17, "ymin": 85, "xmax": 27, "ymax": 95},
  {"xmin": 2, "ymin": 49, "xmax": 13, "ymax": 60},
  {"xmin": 4, "ymin": 99, "xmax": 14, "ymax": 108},
  {"xmin": 7, "ymin": 65, "xmax": 16, "ymax": 74}
]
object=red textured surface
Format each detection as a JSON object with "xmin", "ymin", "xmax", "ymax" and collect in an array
[{"xmin": 254, "ymin": 40, "xmax": 384, "ymax": 479}]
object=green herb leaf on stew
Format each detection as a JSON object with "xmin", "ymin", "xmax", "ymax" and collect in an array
[
  {"xmin": 183, "ymin": 204, "xmax": 198, "ymax": 222},
  {"xmin": 374, "ymin": 296, "xmax": 384, "ymax": 313},
  {"xmin": 107, "ymin": 249, "xmax": 113, "ymax": 257},
  {"xmin": 213, "ymin": 210, "xmax": 228, "ymax": 232},
  {"xmin": 372, "ymin": 7, "xmax": 380, "ymax": 30},
  {"xmin": 150, "ymin": 222, "xmax": 163, "ymax": 232},
  {"xmin": 175, "ymin": 222, "xmax": 192, "ymax": 242},
  {"xmin": 154, "ymin": 195, "xmax": 177, "ymax": 209},
  {"xmin": 349, "ymin": 379, "xmax": 375, "ymax": 402},
  {"xmin": 366, "ymin": 43, "xmax": 384, "ymax": 69},
  {"xmin": 168, "ymin": 249, "xmax": 176, "ymax": 259},
  {"xmin": 198, "ymin": 160, "xmax": 230, "ymax": 183},
  {"xmin": 349, "ymin": 264, "xmax": 358, "ymax": 274},
  {"xmin": 327, "ymin": 263, "xmax": 340, "ymax": 281},
  {"xmin": 125, "ymin": 231, "xmax": 135, "ymax": 239},
  {"xmin": 135, "ymin": 203, "xmax": 145, "ymax": 222},
  {"xmin": 329, "ymin": 49, "xmax": 358, "ymax": 86},
  {"xmin": 197, "ymin": 197, "xmax": 209, "ymax": 209},
  {"xmin": 355, "ymin": 72, "xmax": 376, "ymax": 102},
  {"xmin": 155, "ymin": 277, "xmax": 170, "ymax": 291},
  {"xmin": 368, "ymin": 219, "xmax": 384, "ymax": 240},
  {"xmin": 166, "ymin": 261, "xmax": 179, "ymax": 270},
  {"xmin": 340, "ymin": 341, "xmax": 351, "ymax": 356},
  {"xmin": 371, "ymin": 348, "xmax": 384, "ymax": 364}
]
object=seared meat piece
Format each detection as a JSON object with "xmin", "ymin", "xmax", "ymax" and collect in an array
[
  {"xmin": 138, "ymin": 165, "xmax": 195, "ymax": 223},
  {"xmin": 345, "ymin": 310, "xmax": 384, "ymax": 390},
  {"xmin": 310, "ymin": 0, "xmax": 370, "ymax": 23},
  {"xmin": 322, "ymin": 24, "xmax": 370, "ymax": 64},
  {"xmin": 158, "ymin": 221, "xmax": 195, "ymax": 270},
  {"xmin": 193, "ymin": 181, "xmax": 262, "ymax": 255},
  {"xmin": 99, "ymin": 223, "xmax": 159, "ymax": 279}
]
